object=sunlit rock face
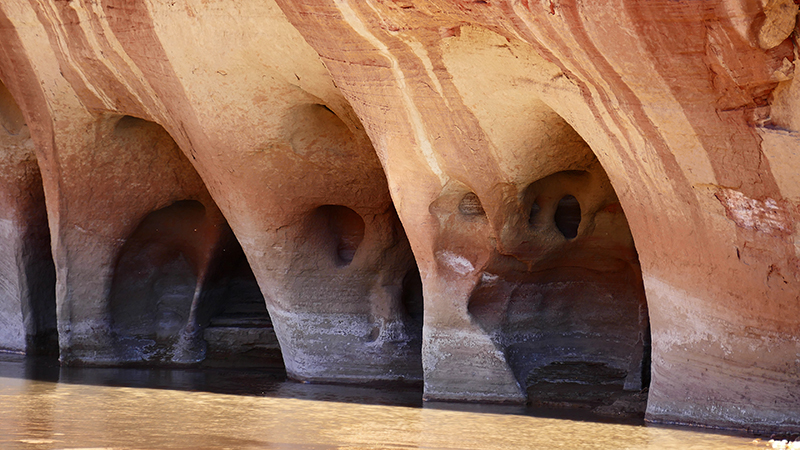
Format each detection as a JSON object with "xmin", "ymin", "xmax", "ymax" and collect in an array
[{"xmin": 0, "ymin": 0, "xmax": 799, "ymax": 434}]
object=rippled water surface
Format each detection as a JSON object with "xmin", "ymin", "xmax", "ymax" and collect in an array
[{"xmin": 0, "ymin": 355, "xmax": 775, "ymax": 450}]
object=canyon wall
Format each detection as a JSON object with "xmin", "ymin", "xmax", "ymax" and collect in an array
[{"xmin": 0, "ymin": 0, "xmax": 798, "ymax": 434}]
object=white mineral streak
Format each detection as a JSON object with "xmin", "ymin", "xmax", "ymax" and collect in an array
[
  {"xmin": 480, "ymin": 272, "xmax": 499, "ymax": 283},
  {"xmin": 716, "ymin": 189, "xmax": 792, "ymax": 235},
  {"xmin": 435, "ymin": 250, "xmax": 475, "ymax": 275},
  {"xmin": 334, "ymin": 0, "xmax": 448, "ymax": 184}
]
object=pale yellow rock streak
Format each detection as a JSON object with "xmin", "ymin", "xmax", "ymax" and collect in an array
[
  {"xmin": 334, "ymin": 0, "xmax": 447, "ymax": 185},
  {"xmin": 89, "ymin": 0, "xmax": 168, "ymax": 120},
  {"xmin": 36, "ymin": 1, "xmax": 115, "ymax": 109},
  {"xmin": 405, "ymin": 39, "xmax": 449, "ymax": 107}
]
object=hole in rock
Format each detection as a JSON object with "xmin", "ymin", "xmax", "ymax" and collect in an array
[
  {"xmin": 0, "ymin": 80, "xmax": 57, "ymax": 357},
  {"xmin": 468, "ymin": 166, "xmax": 650, "ymax": 419},
  {"xmin": 554, "ymin": 195, "xmax": 581, "ymax": 239},
  {"xmin": 528, "ymin": 202, "xmax": 541, "ymax": 225},
  {"xmin": 308, "ymin": 205, "xmax": 365, "ymax": 266},
  {"xmin": 458, "ymin": 192, "xmax": 485, "ymax": 216}
]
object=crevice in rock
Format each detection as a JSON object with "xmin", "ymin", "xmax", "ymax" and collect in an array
[
  {"xmin": 20, "ymin": 169, "xmax": 57, "ymax": 358},
  {"xmin": 401, "ymin": 266, "xmax": 424, "ymax": 325},
  {"xmin": 400, "ymin": 265, "xmax": 424, "ymax": 349}
]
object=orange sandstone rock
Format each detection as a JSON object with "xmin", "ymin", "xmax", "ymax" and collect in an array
[{"xmin": 0, "ymin": 0, "xmax": 797, "ymax": 434}]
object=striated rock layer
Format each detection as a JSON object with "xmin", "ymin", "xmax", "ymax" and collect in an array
[{"xmin": 0, "ymin": 0, "xmax": 798, "ymax": 433}]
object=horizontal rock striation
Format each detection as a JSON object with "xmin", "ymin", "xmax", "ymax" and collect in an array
[{"xmin": 0, "ymin": 0, "xmax": 798, "ymax": 434}]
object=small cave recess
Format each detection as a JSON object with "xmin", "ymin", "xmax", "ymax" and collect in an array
[
  {"xmin": 108, "ymin": 200, "xmax": 283, "ymax": 369},
  {"xmin": 105, "ymin": 115, "xmax": 283, "ymax": 369}
]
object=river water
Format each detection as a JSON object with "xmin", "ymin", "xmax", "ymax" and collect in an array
[{"xmin": 0, "ymin": 355, "xmax": 780, "ymax": 450}]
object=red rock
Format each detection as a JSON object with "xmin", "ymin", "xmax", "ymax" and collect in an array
[{"xmin": 0, "ymin": 0, "xmax": 797, "ymax": 433}]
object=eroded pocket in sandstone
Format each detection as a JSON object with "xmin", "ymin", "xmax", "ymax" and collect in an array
[{"xmin": 305, "ymin": 205, "xmax": 366, "ymax": 267}]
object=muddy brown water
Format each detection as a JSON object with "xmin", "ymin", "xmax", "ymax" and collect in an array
[{"xmin": 0, "ymin": 355, "xmax": 780, "ymax": 450}]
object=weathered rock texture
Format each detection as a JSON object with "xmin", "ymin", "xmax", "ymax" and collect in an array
[{"xmin": 0, "ymin": 0, "xmax": 798, "ymax": 434}]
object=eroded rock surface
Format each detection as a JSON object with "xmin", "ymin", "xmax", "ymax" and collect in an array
[{"xmin": 0, "ymin": 0, "xmax": 798, "ymax": 434}]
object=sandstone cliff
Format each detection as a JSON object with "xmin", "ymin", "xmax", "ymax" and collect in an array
[{"xmin": 0, "ymin": 0, "xmax": 798, "ymax": 434}]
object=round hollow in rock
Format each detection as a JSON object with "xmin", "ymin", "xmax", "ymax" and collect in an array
[
  {"xmin": 310, "ymin": 205, "xmax": 366, "ymax": 266},
  {"xmin": 458, "ymin": 192, "xmax": 485, "ymax": 216},
  {"xmin": 554, "ymin": 195, "xmax": 581, "ymax": 239}
]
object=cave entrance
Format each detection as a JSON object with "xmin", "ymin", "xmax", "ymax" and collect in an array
[{"xmin": 201, "ymin": 239, "xmax": 283, "ymax": 369}]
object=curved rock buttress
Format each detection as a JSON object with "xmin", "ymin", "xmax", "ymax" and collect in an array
[
  {"xmin": 276, "ymin": 0, "xmax": 800, "ymax": 431},
  {"xmin": 0, "ymin": 3, "xmax": 228, "ymax": 362}
]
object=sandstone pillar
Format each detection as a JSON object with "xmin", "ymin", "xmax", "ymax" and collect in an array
[
  {"xmin": 0, "ymin": 79, "xmax": 56, "ymax": 355},
  {"xmin": 277, "ymin": 2, "xmax": 649, "ymax": 409}
]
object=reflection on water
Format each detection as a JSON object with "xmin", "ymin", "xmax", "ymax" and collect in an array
[{"xmin": 0, "ymin": 355, "xmax": 771, "ymax": 450}]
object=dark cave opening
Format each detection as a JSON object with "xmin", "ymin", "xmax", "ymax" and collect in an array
[
  {"xmin": 554, "ymin": 195, "xmax": 581, "ymax": 239},
  {"xmin": 202, "ymin": 240, "xmax": 283, "ymax": 369},
  {"xmin": 104, "ymin": 115, "xmax": 283, "ymax": 369}
]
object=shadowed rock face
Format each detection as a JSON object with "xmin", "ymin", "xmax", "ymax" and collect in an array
[
  {"xmin": 0, "ymin": 80, "xmax": 56, "ymax": 357},
  {"xmin": 110, "ymin": 199, "xmax": 225, "ymax": 364},
  {"xmin": 0, "ymin": 0, "xmax": 799, "ymax": 434}
]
